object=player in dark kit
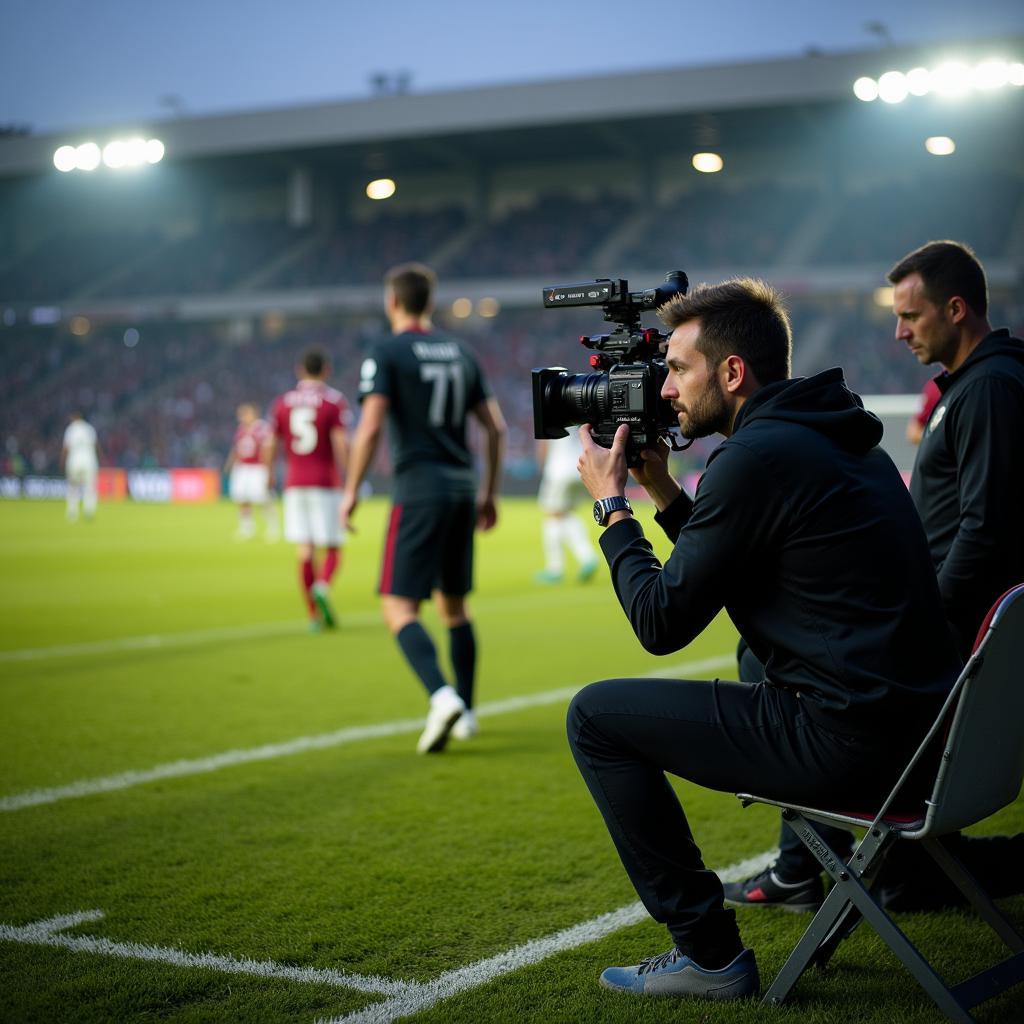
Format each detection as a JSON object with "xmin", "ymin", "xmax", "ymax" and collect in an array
[{"xmin": 341, "ymin": 263, "xmax": 506, "ymax": 754}]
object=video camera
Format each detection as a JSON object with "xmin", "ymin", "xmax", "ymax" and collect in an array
[{"xmin": 532, "ymin": 270, "xmax": 693, "ymax": 467}]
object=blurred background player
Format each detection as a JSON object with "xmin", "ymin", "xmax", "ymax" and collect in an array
[
  {"xmin": 905, "ymin": 377, "xmax": 941, "ymax": 446},
  {"xmin": 61, "ymin": 411, "xmax": 101, "ymax": 522},
  {"xmin": 224, "ymin": 402, "xmax": 278, "ymax": 540},
  {"xmin": 534, "ymin": 428, "xmax": 598, "ymax": 584},
  {"xmin": 266, "ymin": 350, "xmax": 351, "ymax": 630},
  {"xmin": 341, "ymin": 263, "xmax": 506, "ymax": 753}
]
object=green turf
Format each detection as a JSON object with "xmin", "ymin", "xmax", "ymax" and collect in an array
[{"xmin": 1, "ymin": 498, "xmax": 1021, "ymax": 1023}]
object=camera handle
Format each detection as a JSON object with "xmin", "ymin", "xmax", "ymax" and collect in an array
[{"xmin": 665, "ymin": 431, "xmax": 695, "ymax": 453}]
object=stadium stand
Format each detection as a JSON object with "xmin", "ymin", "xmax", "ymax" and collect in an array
[{"xmin": 1, "ymin": 39, "xmax": 1022, "ymax": 486}]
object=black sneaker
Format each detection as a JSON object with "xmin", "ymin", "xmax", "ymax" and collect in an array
[{"xmin": 722, "ymin": 867, "xmax": 823, "ymax": 913}]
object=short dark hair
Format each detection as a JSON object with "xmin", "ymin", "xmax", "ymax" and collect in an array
[
  {"xmin": 385, "ymin": 262, "xmax": 436, "ymax": 316},
  {"xmin": 658, "ymin": 277, "xmax": 792, "ymax": 385},
  {"xmin": 303, "ymin": 348, "xmax": 327, "ymax": 377},
  {"xmin": 887, "ymin": 240, "xmax": 988, "ymax": 317}
]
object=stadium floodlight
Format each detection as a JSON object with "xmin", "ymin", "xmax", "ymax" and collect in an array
[
  {"xmin": 873, "ymin": 286, "xmax": 895, "ymax": 308},
  {"xmin": 853, "ymin": 76, "xmax": 879, "ymax": 101},
  {"xmin": 477, "ymin": 297, "xmax": 500, "ymax": 318},
  {"xmin": 57, "ymin": 136, "xmax": 165, "ymax": 173},
  {"xmin": 926, "ymin": 136, "xmax": 956, "ymax": 155},
  {"xmin": 74, "ymin": 142, "xmax": 101, "ymax": 171},
  {"xmin": 366, "ymin": 177, "xmax": 396, "ymax": 200},
  {"xmin": 451, "ymin": 297, "xmax": 472, "ymax": 319},
  {"xmin": 692, "ymin": 152, "xmax": 723, "ymax": 173},
  {"xmin": 53, "ymin": 145, "xmax": 77, "ymax": 172},
  {"xmin": 877, "ymin": 70, "xmax": 909, "ymax": 103},
  {"xmin": 102, "ymin": 140, "xmax": 127, "ymax": 169},
  {"xmin": 852, "ymin": 57, "xmax": 1024, "ymax": 102},
  {"xmin": 931, "ymin": 60, "xmax": 971, "ymax": 97},
  {"xmin": 972, "ymin": 59, "xmax": 1010, "ymax": 90},
  {"xmin": 906, "ymin": 67, "xmax": 931, "ymax": 96}
]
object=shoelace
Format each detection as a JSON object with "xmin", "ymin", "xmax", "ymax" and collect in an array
[{"xmin": 637, "ymin": 947, "xmax": 682, "ymax": 975}]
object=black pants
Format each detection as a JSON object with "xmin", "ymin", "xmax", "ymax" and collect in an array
[
  {"xmin": 736, "ymin": 639, "xmax": 856, "ymax": 878},
  {"xmin": 567, "ymin": 676, "xmax": 919, "ymax": 963}
]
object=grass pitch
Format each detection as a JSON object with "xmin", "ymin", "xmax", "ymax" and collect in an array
[{"xmin": 0, "ymin": 498, "xmax": 1021, "ymax": 1023}]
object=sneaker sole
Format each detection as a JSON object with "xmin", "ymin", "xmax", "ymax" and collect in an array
[
  {"xmin": 599, "ymin": 973, "xmax": 759, "ymax": 999},
  {"xmin": 723, "ymin": 896, "xmax": 820, "ymax": 913},
  {"xmin": 417, "ymin": 710, "xmax": 462, "ymax": 754}
]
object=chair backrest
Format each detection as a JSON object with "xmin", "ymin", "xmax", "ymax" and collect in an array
[{"xmin": 920, "ymin": 584, "xmax": 1024, "ymax": 836}]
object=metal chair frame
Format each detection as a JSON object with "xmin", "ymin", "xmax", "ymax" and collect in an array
[{"xmin": 737, "ymin": 583, "xmax": 1024, "ymax": 1021}]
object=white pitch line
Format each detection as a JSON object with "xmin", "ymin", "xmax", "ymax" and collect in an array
[
  {"xmin": 0, "ymin": 619, "xmax": 347, "ymax": 664},
  {"xmin": 0, "ymin": 848, "xmax": 777, "ymax": 1024},
  {"xmin": 318, "ymin": 848, "xmax": 778, "ymax": 1024},
  {"xmin": 0, "ymin": 910, "xmax": 403, "ymax": 996},
  {"xmin": 0, "ymin": 653, "xmax": 735, "ymax": 813}
]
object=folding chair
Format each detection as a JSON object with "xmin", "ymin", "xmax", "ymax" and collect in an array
[{"xmin": 737, "ymin": 583, "xmax": 1024, "ymax": 1022}]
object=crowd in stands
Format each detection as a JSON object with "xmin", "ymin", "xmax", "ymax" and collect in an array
[
  {"xmin": 268, "ymin": 208, "xmax": 468, "ymax": 289},
  {"xmin": 620, "ymin": 182, "xmax": 818, "ymax": 270},
  {"xmin": 813, "ymin": 171, "xmax": 1022, "ymax": 264},
  {"xmin": 7, "ymin": 296, "xmax": 1021, "ymax": 486},
  {"xmin": 2, "ymin": 171, "xmax": 1019, "ymax": 304}
]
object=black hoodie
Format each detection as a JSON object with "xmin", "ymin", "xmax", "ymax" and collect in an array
[
  {"xmin": 910, "ymin": 329, "xmax": 1024, "ymax": 659},
  {"xmin": 600, "ymin": 368, "xmax": 960, "ymax": 737}
]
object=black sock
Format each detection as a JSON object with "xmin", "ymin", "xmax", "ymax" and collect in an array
[
  {"xmin": 449, "ymin": 621, "xmax": 476, "ymax": 708},
  {"xmin": 396, "ymin": 622, "xmax": 447, "ymax": 697}
]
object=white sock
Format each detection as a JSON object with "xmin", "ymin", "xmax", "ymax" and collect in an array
[
  {"xmin": 564, "ymin": 515, "xmax": 596, "ymax": 565},
  {"xmin": 542, "ymin": 518, "xmax": 565, "ymax": 573}
]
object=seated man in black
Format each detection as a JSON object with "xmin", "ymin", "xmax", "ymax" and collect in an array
[{"xmin": 567, "ymin": 278, "xmax": 960, "ymax": 999}]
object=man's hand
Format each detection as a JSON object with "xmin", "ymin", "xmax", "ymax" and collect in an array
[
  {"xmin": 476, "ymin": 496, "xmax": 498, "ymax": 532},
  {"xmin": 629, "ymin": 436, "xmax": 682, "ymax": 512},
  {"xmin": 340, "ymin": 490, "xmax": 358, "ymax": 533},
  {"xmin": 578, "ymin": 423, "xmax": 629, "ymax": 499}
]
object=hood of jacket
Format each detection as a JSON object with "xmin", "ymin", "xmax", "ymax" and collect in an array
[{"xmin": 730, "ymin": 367, "xmax": 883, "ymax": 454}]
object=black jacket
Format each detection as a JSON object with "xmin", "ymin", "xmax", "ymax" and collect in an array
[
  {"xmin": 600, "ymin": 368, "xmax": 960, "ymax": 737},
  {"xmin": 910, "ymin": 328, "xmax": 1024, "ymax": 658}
]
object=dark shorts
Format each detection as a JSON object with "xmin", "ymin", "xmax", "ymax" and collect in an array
[{"xmin": 378, "ymin": 499, "xmax": 475, "ymax": 600}]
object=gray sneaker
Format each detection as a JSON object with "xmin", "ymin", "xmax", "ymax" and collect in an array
[{"xmin": 599, "ymin": 947, "xmax": 759, "ymax": 999}]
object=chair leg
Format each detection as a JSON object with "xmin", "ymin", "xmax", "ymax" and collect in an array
[
  {"xmin": 767, "ymin": 815, "xmax": 977, "ymax": 1022},
  {"xmin": 923, "ymin": 836, "xmax": 1024, "ymax": 954},
  {"xmin": 764, "ymin": 816, "xmax": 889, "ymax": 1002}
]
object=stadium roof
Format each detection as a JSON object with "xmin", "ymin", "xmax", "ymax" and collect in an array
[{"xmin": 1, "ymin": 36, "xmax": 1020, "ymax": 178}]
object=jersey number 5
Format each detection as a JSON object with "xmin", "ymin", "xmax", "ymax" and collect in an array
[
  {"xmin": 420, "ymin": 363, "xmax": 465, "ymax": 427},
  {"xmin": 289, "ymin": 407, "xmax": 318, "ymax": 455}
]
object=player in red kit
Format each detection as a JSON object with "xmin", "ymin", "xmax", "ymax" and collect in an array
[
  {"xmin": 224, "ymin": 402, "xmax": 277, "ymax": 540},
  {"xmin": 266, "ymin": 349, "xmax": 352, "ymax": 630}
]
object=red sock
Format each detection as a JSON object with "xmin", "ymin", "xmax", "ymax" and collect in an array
[
  {"xmin": 320, "ymin": 547, "xmax": 340, "ymax": 585},
  {"xmin": 300, "ymin": 559, "xmax": 316, "ymax": 614}
]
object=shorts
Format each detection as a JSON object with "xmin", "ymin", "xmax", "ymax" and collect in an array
[
  {"xmin": 283, "ymin": 487, "xmax": 345, "ymax": 547},
  {"xmin": 229, "ymin": 464, "xmax": 270, "ymax": 504},
  {"xmin": 66, "ymin": 460, "xmax": 98, "ymax": 488},
  {"xmin": 538, "ymin": 468, "xmax": 585, "ymax": 515},
  {"xmin": 379, "ymin": 499, "xmax": 475, "ymax": 600}
]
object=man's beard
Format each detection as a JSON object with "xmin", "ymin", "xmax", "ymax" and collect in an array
[{"xmin": 678, "ymin": 378, "xmax": 730, "ymax": 438}]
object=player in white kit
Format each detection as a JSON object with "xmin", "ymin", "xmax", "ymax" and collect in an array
[
  {"xmin": 535, "ymin": 426, "xmax": 598, "ymax": 583},
  {"xmin": 62, "ymin": 412, "xmax": 100, "ymax": 522},
  {"xmin": 224, "ymin": 403, "xmax": 277, "ymax": 540}
]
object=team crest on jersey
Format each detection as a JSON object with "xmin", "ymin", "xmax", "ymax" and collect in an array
[
  {"xmin": 928, "ymin": 404, "xmax": 947, "ymax": 434},
  {"xmin": 359, "ymin": 358, "xmax": 377, "ymax": 392}
]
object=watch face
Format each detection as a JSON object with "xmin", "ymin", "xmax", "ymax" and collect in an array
[{"xmin": 593, "ymin": 501, "xmax": 604, "ymax": 525}]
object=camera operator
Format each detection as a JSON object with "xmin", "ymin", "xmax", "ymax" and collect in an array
[{"xmin": 566, "ymin": 278, "xmax": 960, "ymax": 1000}]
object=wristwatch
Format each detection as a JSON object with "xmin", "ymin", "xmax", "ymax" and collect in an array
[{"xmin": 593, "ymin": 495, "xmax": 633, "ymax": 527}]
